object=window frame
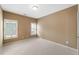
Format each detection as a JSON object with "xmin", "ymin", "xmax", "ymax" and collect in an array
[
  {"xmin": 4, "ymin": 19, "xmax": 18, "ymax": 39},
  {"xmin": 31, "ymin": 23, "xmax": 37, "ymax": 35}
]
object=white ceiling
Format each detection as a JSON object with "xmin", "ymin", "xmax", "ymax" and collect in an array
[{"xmin": 1, "ymin": 4, "xmax": 75, "ymax": 19}]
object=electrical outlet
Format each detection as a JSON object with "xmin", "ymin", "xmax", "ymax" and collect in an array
[{"xmin": 65, "ymin": 41, "xmax": 69, "ymax": 45}]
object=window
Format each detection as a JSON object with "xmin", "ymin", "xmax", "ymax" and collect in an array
[
  {"xmin": 37, "ymin": 24, "xmax": 41, "ymax": 36},
  {"xmin": 4, "ymin": 19, "xmax": 18, "ymax": 39},
  {"xmin": 31, "ymin": 23, "xmax": 37, "ymax": 35}
]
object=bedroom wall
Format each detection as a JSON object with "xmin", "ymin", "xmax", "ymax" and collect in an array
[
  {"xmin": 77, "ymin": 5, "xmax": 79, "ymax": 37},
  {"xmin": 0, "ymin": 7, "xmax": 3, "ymax": 46},
  {"xmin": 3, "ymin": 11, "xmax": 36, "ymax": 43},
  {"xmin": 38, "ymin": 5, "xmax": 77, "ymax": 49}
]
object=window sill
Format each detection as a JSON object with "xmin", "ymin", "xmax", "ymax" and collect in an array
[{"xmin": 4, "ymin": 35, "xmax": 18, "ymax": 40}]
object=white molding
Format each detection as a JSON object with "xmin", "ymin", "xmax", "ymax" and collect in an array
[{"xmin": 40, "ymin": 38, "xmax": 78, "ymax": 55}]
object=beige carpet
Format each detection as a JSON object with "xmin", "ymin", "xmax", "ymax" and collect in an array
[{"xmin": 0, "ymin": 37, "xmax": 77, "ymax": 55}]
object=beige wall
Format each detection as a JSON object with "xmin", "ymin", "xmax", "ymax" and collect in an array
[
  {"xmin": 3, "ymin": 11, "xmax": 36, "ymax": 43},
  {"xmin": 0, "ymin": 7, "xmax": 3, "ymax": 46},
  {"xmin": 77, "ymin": 5, "xmax": 79, "ymax": 36},
  {"xmin": 78, "ymin": 4, "xmax": 79, "ymax": 12},
  {"xmin": 38, "ymin": 5, "xmax": 77, "ymax": 49}
]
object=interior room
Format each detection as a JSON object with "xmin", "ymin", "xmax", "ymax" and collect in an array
[{"xmin": 0, "ymin": 4, "xmax": 79, "ymax": 55}]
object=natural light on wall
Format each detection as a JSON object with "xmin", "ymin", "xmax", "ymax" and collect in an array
[{"xmin": 4, "ymin": 19, "xmax": 18, "ymax": 39}]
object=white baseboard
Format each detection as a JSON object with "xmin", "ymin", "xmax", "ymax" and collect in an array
[{"xmin": 40, "ymin": 38, "xmax": 78, "ymax": 55}]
